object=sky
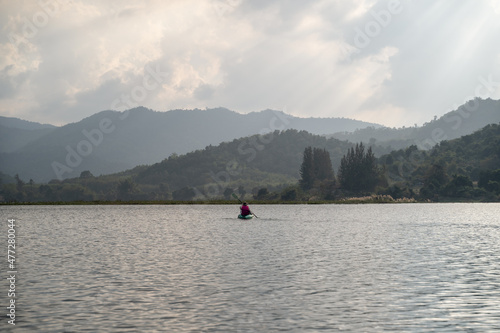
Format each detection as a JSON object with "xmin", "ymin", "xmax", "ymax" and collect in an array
[{"xmin": 1, "ymin": 0, "xmax": 500, "ymax": 128}]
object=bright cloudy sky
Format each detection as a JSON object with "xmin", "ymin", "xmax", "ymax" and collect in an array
[{"xmin": 1, "ymin": 0, "xmax": 500, "ymax": 127}]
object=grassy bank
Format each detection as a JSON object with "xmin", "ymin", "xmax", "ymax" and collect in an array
[
  {"xmin": 2, "ymin": 194, "xmax": 498, "ymax": 205},
  {"xmin": 0, "ymin": 196, "xmax": 421, "ymax": 205}
]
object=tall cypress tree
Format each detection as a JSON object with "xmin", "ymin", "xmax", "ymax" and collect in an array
[
  {"xmin": 363, "ymin": 146, "xmax": 378, "ymax": 191},
  {"xmin": 313, "ymin": 148, "xmax": 334, "ymax": 181},
  {"xmin": 338, "ymin": 143, "xmax": 380, "ymax": 192},
  {"xmin": 300, "ymin": 147, "xmax": 335, "ymax": 190},
  {"xmin": 300, "ymin": 147, "xmax": 314, "ymax": 190}
]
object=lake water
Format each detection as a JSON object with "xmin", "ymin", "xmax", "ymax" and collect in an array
[{"xmin": 1, "ymin": 203, "xmax": 500, "ymax": 332}]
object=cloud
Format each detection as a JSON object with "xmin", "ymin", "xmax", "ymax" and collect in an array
[
  {"xmin": 1, "ymin": 0, "xmax": 500, "ymax": 127},
  {"xmin": 194, "ymin": 83, "xmax": 216, "ymax": 101}
]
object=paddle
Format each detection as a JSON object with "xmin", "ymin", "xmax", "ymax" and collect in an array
[{"xmin": 232, "ymin": 193, "xmax": 258, "ymax": 218}]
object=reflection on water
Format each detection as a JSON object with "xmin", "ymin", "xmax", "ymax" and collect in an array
[{"xmin": 2, "ymin": 203, "xmax": 500, "ymax": 331}]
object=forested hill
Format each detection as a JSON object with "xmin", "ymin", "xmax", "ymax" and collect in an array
[
  {"xmin": 22, "ymin": 129, "xmax": 355, "ymax": 201},
  {"xmin": 0, "ymin": 116, "xmax": 56, "ymax": 130},
  {"xmin": 420, "ymin": 122, "xmax": 500, "ymax": 178},
  {"xmin": 132, "ymin": 129, "xmax": 354, "ymax": 193},
  {"xmin": 0, "ymin": 117, "xmax": 56, "ymax": 153},
  {"xmin": 330, "ymin": 98, "xmax": 500, "ymax": 150},
  {"xmin": 381, "ymin": 123, "xmax": 500, "ymax": 187},
  {"xmin": 0, "ymin": 107, "xmax": 380, "ymax": 182},
  {"xmin": 3, "ymin": 124, "xmax": 500, "ymax": 202}
]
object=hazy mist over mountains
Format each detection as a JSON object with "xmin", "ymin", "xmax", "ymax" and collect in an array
[
  {"xmin": 0, "ymin": 116, "xmax": 57, "ymax": 153},
  {"xmin": 1, "ymin": 98, "xmax": 498, "ymax": 183},
  {"xmin": 0, "ymin": 107, "xmax": 380, "ymax": 182},
  {"xmin": 330, "ymin": 98, "xmax": 500, "ymax": 150}
]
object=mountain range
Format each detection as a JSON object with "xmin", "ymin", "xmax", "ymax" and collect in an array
[
  {"xmin": 38, "ymin": 129, "xmax": 357, "ymax": 202},
  {"xmin": 4, "ymin": 121, "xmax": 499, "ymax": 203},
  {"xmin": 330, "ymin": 98, "xmax": 500, "ymax": 150},
  {"xmin": 0, "ymin": 107, "xmax": 380, "ymax": 182},
  {"xmin": 1, "ymin": 99, "xmax": 498, "ymax": 184},
  {"xmin": 0, "ymin": 116, "xmax": 56, "ymax": 153}
]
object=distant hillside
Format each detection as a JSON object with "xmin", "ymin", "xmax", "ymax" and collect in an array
[
  {"xmin": 330, "ymin": 98, "xmax": 500, "ymax": 150},
  {"xmin": 380, "ymin": 123, "xmax": 500, "ymax": 185},
  {"xmin": 131, "ymin": 129, "xmax": 354, "ymax": 191},
  {"xmin": 30, "ymin": 129, "xmax": 356, "ymax": 201},
  {"xmin": 0, "ymin": 117, "xmax": 57, "ymax": 153},
  {"xmin": 0, "ymin": 116, "xmax": 56, "ymax": 130},
  {"xmin": 0, "ymin": 171, "xmax": 15, "ymax": 184},
  {"xmin": 418, "ymin": 123, "xmax": 500, "ymax": 179},
  {"xmin": 0, "ymin": 124, "xmax": 56, "ymax": 153},
  {"xmin": 4, "ymin": 125, "xmax": 500, "ymax": 203},
  {"xmin": 0, "ymin": 107, "xmax": 380, "ymax": 182}
]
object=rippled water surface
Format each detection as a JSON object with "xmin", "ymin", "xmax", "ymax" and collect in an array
[{"xmin": 2, "ymin": 203, "xmax": 500, "ymax": 332}]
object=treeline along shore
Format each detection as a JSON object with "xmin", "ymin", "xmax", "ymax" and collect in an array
[{"xmin": 2, "ymin": 122, "xmax": 500, "ymax": 204}]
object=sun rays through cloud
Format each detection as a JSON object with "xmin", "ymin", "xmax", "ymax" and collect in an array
[{"xmin": 1, "ymin": 0, "xmax": 500, "ymax": 126}]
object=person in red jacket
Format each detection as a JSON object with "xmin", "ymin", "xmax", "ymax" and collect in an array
[{"xmin": 240, "ymin": 202, "xmax": 251, "ymax": 216}]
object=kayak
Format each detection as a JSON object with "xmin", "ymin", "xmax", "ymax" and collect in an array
[{"xmin": 238, "ymin": 214, "xmax": 254, "ymax": 220}]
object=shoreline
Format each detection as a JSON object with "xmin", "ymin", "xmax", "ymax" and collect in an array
[{"xmin": 1, "ymin": 199, "xmax": 497, "ymax": 206}]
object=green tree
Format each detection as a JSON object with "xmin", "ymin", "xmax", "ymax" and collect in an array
[
  {"xmin": 420, "ymin": 164, "xmax": 448, "ymax": 199},
  {"xmin": 300, "ymin": 147, "xmax": 335, "ymax": 190},
  {"xmin": 2, "ymin": 184, "xmax": 24, "ymax": 202},
  {"xmin": 27, "ymin": 179, "xmax": 35, "ymax": 201},
  {"xmin": 223, "ymin": 187, "xmax": 233, "ymax": 200},
  {"xmin": 424, "ymin": 164, "xmax": 448, "ymax": 188},
  {"xmin": 172, "ymin": 187, "xmax": 196, "ymax": 201},
  {"xmin": 15, "ymin": 174, "xmax": 24, "ymax": 191},
  {"xmin": 362, "ymin": 146, "xmax": 378, "ymax": 190},
  {"xmin": 479, "ymin": 169, "xmax": 500, "ymax": 194},
  {"xmin": 39, "ymin": 185, "xmax": 56, "ymax": 201},
  {"xmin": 80, "ymin": 170, "xmax": 94, "ymax": 179},
  {"xmin": 299, "ymin": 147, "xmax": 314, "ymax": 190},
  {"xmin": 61, "ymin": 185, "xmax": 94, "ymax": 202},
  {"xmin": 281, "ymin": 186, "xmax": 298, "ymax": 201},
  {"xmin": 313, "ymin": 148, "xmax": 335, "ymax": 181},
  {"xmin": 255, "ymin": 187, "xmax": 269, "ymax": 200},
  {"xmin": 443, "ymin": 174, "xmax": 473, "ymax": 197},
  {"xmin": 338, "ymin": 143, "xmax": 380, "ymax": 192},
  {"xmin": 319, "ymin": 180, "xmax": 337, "ymax": 200},
  {"xmin": 237, "ymin": 185, "xmax": 246, "ymax": 199},
  {"xmin": 117, "ymin": 178, "xmax": 136, "ymax": 200}
]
